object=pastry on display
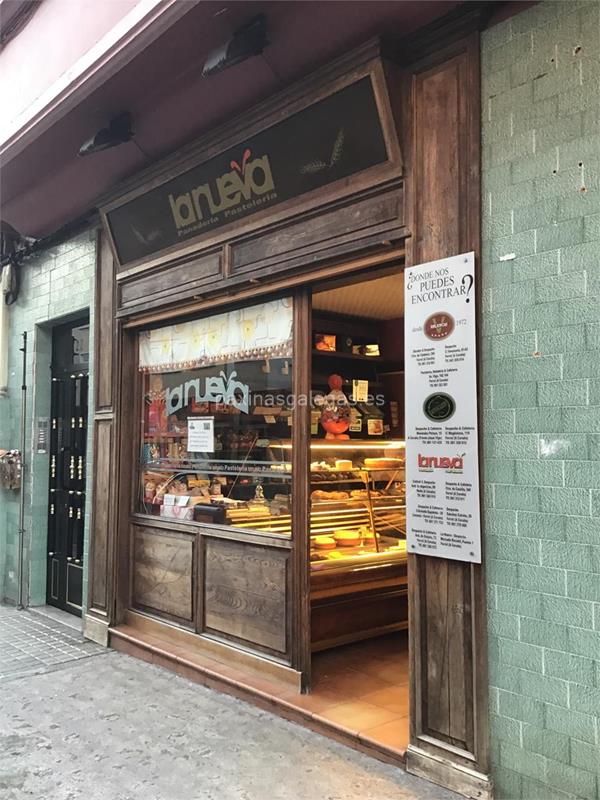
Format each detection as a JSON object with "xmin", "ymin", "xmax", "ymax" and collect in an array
[
  {"xmin": 333, "ymin": 529, "xmax": 360, "ymax": 546},
  {"xmin": 311, "ymin": 489, "xmax": 349, "ymax": 501},
  {"xmin": 364, "ymin": 457, "xmax": 403, "ymax": 469},
  {"xmin": 335, "ymin": 459, "xmax": 353, "ymax": 470},
  {"xmin": 314, "ymin": 536, "xmax": 337, "ymax": 550}
]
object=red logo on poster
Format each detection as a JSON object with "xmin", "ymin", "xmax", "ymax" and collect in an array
[{"xmin": 424, "ymin": 312, "xmax": 455, "ymax": 340}]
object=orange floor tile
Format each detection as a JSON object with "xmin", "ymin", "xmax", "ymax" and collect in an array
[{"xmin": 283, "ymin": 632, "xmax": 410, "ymax": 755}]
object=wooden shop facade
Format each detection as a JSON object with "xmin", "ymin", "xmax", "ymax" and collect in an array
[{"xmin": 86, "ymin": 23, "xmax": 490, "ymax": 800}]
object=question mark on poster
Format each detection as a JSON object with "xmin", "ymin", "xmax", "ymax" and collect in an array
[{"xmin": 462, "ymin": 273, "xmax": 474, "ymax": 303}]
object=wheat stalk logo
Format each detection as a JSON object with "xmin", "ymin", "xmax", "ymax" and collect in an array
[{"xmin": 300, "ymin": 127, "xmax": 345, "ymax": 174}]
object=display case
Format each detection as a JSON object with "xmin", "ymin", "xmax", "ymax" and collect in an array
[{"xmin": 305, "ymin": 440, "xmax": 408, "ymax": 650}]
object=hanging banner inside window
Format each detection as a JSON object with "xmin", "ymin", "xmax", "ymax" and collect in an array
[{"xmin": 404, "ymin": 252, "xmax": 481, "ymax": 563}]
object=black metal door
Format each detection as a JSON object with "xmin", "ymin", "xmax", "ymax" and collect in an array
[{"xmin": 46, "ymin": 320, "xmax": 89, "ymax": 615}]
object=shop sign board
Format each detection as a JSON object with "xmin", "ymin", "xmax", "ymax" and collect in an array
[
  {"xmin": 404, "ymin": 252, "xmax": 481, "ymax": 563},
  {"xmin": 107, "ymin": 77, "xmax": 388, "ymax": 265}
]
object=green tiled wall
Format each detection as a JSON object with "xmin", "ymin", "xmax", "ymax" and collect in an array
[
  {"xmin": 0, "ymin": 231, "xmax": 96, "ymax": 610},
  {"xmin": 482, "ymin": 2, "xmax": 600, "ymax": 799}
]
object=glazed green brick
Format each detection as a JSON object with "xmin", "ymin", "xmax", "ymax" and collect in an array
[
  {"xmin": 535, "ymin": 272, "xmax": 587, "ymax": 304},
  {"xmin": 499, "ymin": 742, "xmax": 547, "ymax": 783},
  {"xmin": 489, "ymin": 80, "xmax": 534, "ymax": 117},
  {"xmin": 490, "ymin": 661, "xmax": 525, "ymax": 694},
  {"xmin": 538, "ymin": 380, "xmax": 588, "ymax": 407},
  {"xmin": 561, "ymin": 242, "xmax": 600, "ymax": 276},
  {"xmin": 588, "ymin": 434, "xmax": 600, "ymax": 460},
  {"xmin": 493, "ymin": 434, "xmax": 539, "ymax": 459},
  {"xmin": 545, "ymin": 761, "xmax": 597, "ymax": 800},
  {"xmin": 483, "ymin": 356, "xmax": 516, "ymax": 384},
  {"xmin": 522, "ymin": 723, "xmax": 570, "ymax": 763},
  {"xmin": 519, "ymin": 563, "xmax": 566, "ymax": 595},
  {"xmin": 514, "ymin": 301, "xmax": 561, "ymax": 332},
  {"xmin": 564, "ymin": 516, "xmax": 600, "ymax": 544},
  {"xmin": 512, "ymin": 251, "xmax": 560, "ymax": 283},
  {"xmin": 541, "ymin": 595, "xmax": 594, "ymax": 630},
  {"xmin": 538, "ymin": 219, "xmax": 585, "ymax": 255},
  {"xmin": 520, "ymin": 617, "xmax": 568, "ymax": 651},
  {"xmin": 515, "ymin": 460, "xmax": 563, "ymax": 487},
  {"xmin": 492, "ymin": 382, "xmax": 537, "ymax": 409},
  {"xmin": 483, "ymin": 309, "xmax": 515, "ymax": 336},
  {"xmin": 485, "ymin": 459, "xmax": 517, "ymax": 484},
  {"xmin": 544, "ymin": 649, "xmax": 596, "ymax": 687},
  {"xmin": 539, "ymin": 487, "xmax": 591, "ymax": 516},
  {"xmin": 483, "ymin": 409, "xmax": 515, "ymax": 433},
  {"xmin": 585, "ymin": 323, "xmax": 600, "ymax": 351},
  {"xmin": 563, "ymin": 351, "xmax": 600, "ymax": 379},
  {"xmin": 498, "ymin": 637, "xmax": 544, "ymax": 672},
  {"xmin": 491, "ymin": 179, "xmax": 536, "ymax": 214},
  {"xmin": 490, "ymin": 281, "xmax": 536, "ymax": 313},
  {"xmin": 563, "ymin": 407, "xmax": 600, "ymax": 433},
  {"xmin": 490, "ymin": 712, "xmax": 522, "ymax": 745},
  {"xmin": 567, "ymin": 570, "xmax": 600, "ymax": 602},
  {"xmin": 534, "ymin": 164, "xmax": 599, "ymax": 203},
  {"xmin": 512, "ymin": 92, "xmax": 559, "ymax": 134},
  {"xmin": 558, "ymin": 190, "xmax": 600, "ymax": 225},
  {"xmin": 570, "ymin": 740, "xmax": 600, "ymax": 775},
  {"xmin": 485, "ymin": 508, "xmax": 518, "ymax": 537},
  {"xmin": 488, "ymin": 558, "xmax": 520, "ymax": 588},
  {"xmin": 511, "ymin": 149, "xmax": 559, "ymax": 184},
  {"xmin": 532, "ymin": 60, "xmax": 582, "ymax": 103},
  {"xmin": 538, "ymin": 325, "xmax": 586, "ymax": 355},
  {"xmin": 584, "ymin": 212, "xmax": 600, "ymax": 242},
  {"xmin": 488, "ymin": 609, "xmax": 521, "ymax": 639},
  {"xmin": 516, "ymin": 407, "xmax": 563, "ymax": 434},
  {"xmin": 536, "ymin": 113, "xmax": 584, "ymax": 155},
  {"xmin": 518, "ymin": 511, "xmax": 566, "ymax": 540},
  {"xmin": 545, "ymin": 704, "xmax": 597, "ymax": 745},
  {"xmin": 514, "ymin": 355, "xmax": 563, "ymax": 383},
  {"xmin": 520, "ymin": 777, "xmax": 582, "ymax": 800},
  {"xmin": 567, "ymin": 629, "xmax": 600, "ymax": 661},
  {"xmin": 492, "ymin": 332, "xmax": 537, "ymax": 360},
  {"xmin": 542, "ymin": 540, "xmax": 600, "ymax": 572},
  {"xmin": 564, "ymin": 461, "xmax": 600, "ymax": 489},
  {"xmin": 496, "ymin": 586, "xmax": 543, "ymax": 618},
  {"xmin": 490, "ymin": 131, "xmax": 536, "ymax": 168},
  {"xmin": 492, "ymin": 766, "xmax": 523, "ymax": 800},
  {"xmin": 496, "ymin": 483, "xmax": 540, "ymax": 511},
  {"xmin": 489, "ymin": 533, "xmax": 539, "ymax": 564}
]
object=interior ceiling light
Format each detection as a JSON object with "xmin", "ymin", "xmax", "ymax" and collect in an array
[
  {"xmin": 202, "ymin": 14, "xmax": 268, "ymax": 78},
  {"xmin": 78, "ymin": 112, "xmax": 133, "ymax": 157}
]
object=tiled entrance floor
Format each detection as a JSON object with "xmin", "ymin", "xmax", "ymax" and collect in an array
[
  {"xmin": 0, "ymin": 604, "xmax": 104, "ymax": 680},
  {"xmin": 282, "ymin": 632, "xmax": 410, "ymax": 754}
]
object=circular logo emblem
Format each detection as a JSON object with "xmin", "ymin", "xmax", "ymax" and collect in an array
[
  {"xmin": 424, "ymin": 312, "xmax": 455, "ymax": 340},
  {"xmin": 423, "ymin": 393, "xmax": 456, "ymax": 422}
]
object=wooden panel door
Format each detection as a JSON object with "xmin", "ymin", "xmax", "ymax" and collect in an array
[{"xmin": 404, "ymin": 33, "xmax": 491, "ymax": 799}]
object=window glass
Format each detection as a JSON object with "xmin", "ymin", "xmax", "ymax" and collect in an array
[{"xmin": 138, "ymin": 298, "xmax": 293, "ymax": 535}]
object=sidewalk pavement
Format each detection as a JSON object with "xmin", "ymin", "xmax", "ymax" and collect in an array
[{"xmin": 0, "ymin": 605, "xmax": 460, "ymax": 800}]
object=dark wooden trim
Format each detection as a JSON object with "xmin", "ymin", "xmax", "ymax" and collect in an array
[
  {"xmin": 291, "ymin": 288, "xmax": 312, "ymax": 687},
  {"xmin": 405, "ymin": 30, "xmax": 489, "ymax": 780},
  {"xmin": 119, "ymin": 246, "xmax": 405, "ymax": 329}
]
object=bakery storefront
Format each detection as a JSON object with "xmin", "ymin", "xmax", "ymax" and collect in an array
[{"xmin": 86, "ymin": 36, "xmax": 490, "ymax": 800}]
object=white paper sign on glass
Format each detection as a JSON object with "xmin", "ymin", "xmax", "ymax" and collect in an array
[
  {"xmin": 404, "ymin": 252, "xmax": 481, "ymax": 563},
  {"xmin": 187, "ymin": 417, "xmax": 215, "ymax": 453}
]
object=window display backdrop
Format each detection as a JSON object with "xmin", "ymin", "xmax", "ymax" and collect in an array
[
  {"xmin": 404, "ymin": 252, "xmax": 482, "ymax": 563},
  {"xmin": 138, "ymin": 297, "xmax": 295, "ymax": 534}
]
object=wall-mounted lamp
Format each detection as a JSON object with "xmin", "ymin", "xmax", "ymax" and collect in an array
[
  {"xmin": 78, "ymin": 112, "xmax": 133, "ymax": 157},
  {"xmin": 202, "ymin": 14, "xmax": 268, "ymax": 78}
]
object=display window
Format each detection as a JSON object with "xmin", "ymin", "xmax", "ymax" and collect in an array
[{"xmin": 138, "ymin": 297, "xmax": 295, "ymax": 535}]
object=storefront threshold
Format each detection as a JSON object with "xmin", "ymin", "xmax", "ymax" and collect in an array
[{"xmin": 109, "ymin": 621, "xmax": 407, "ymax": 769}]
